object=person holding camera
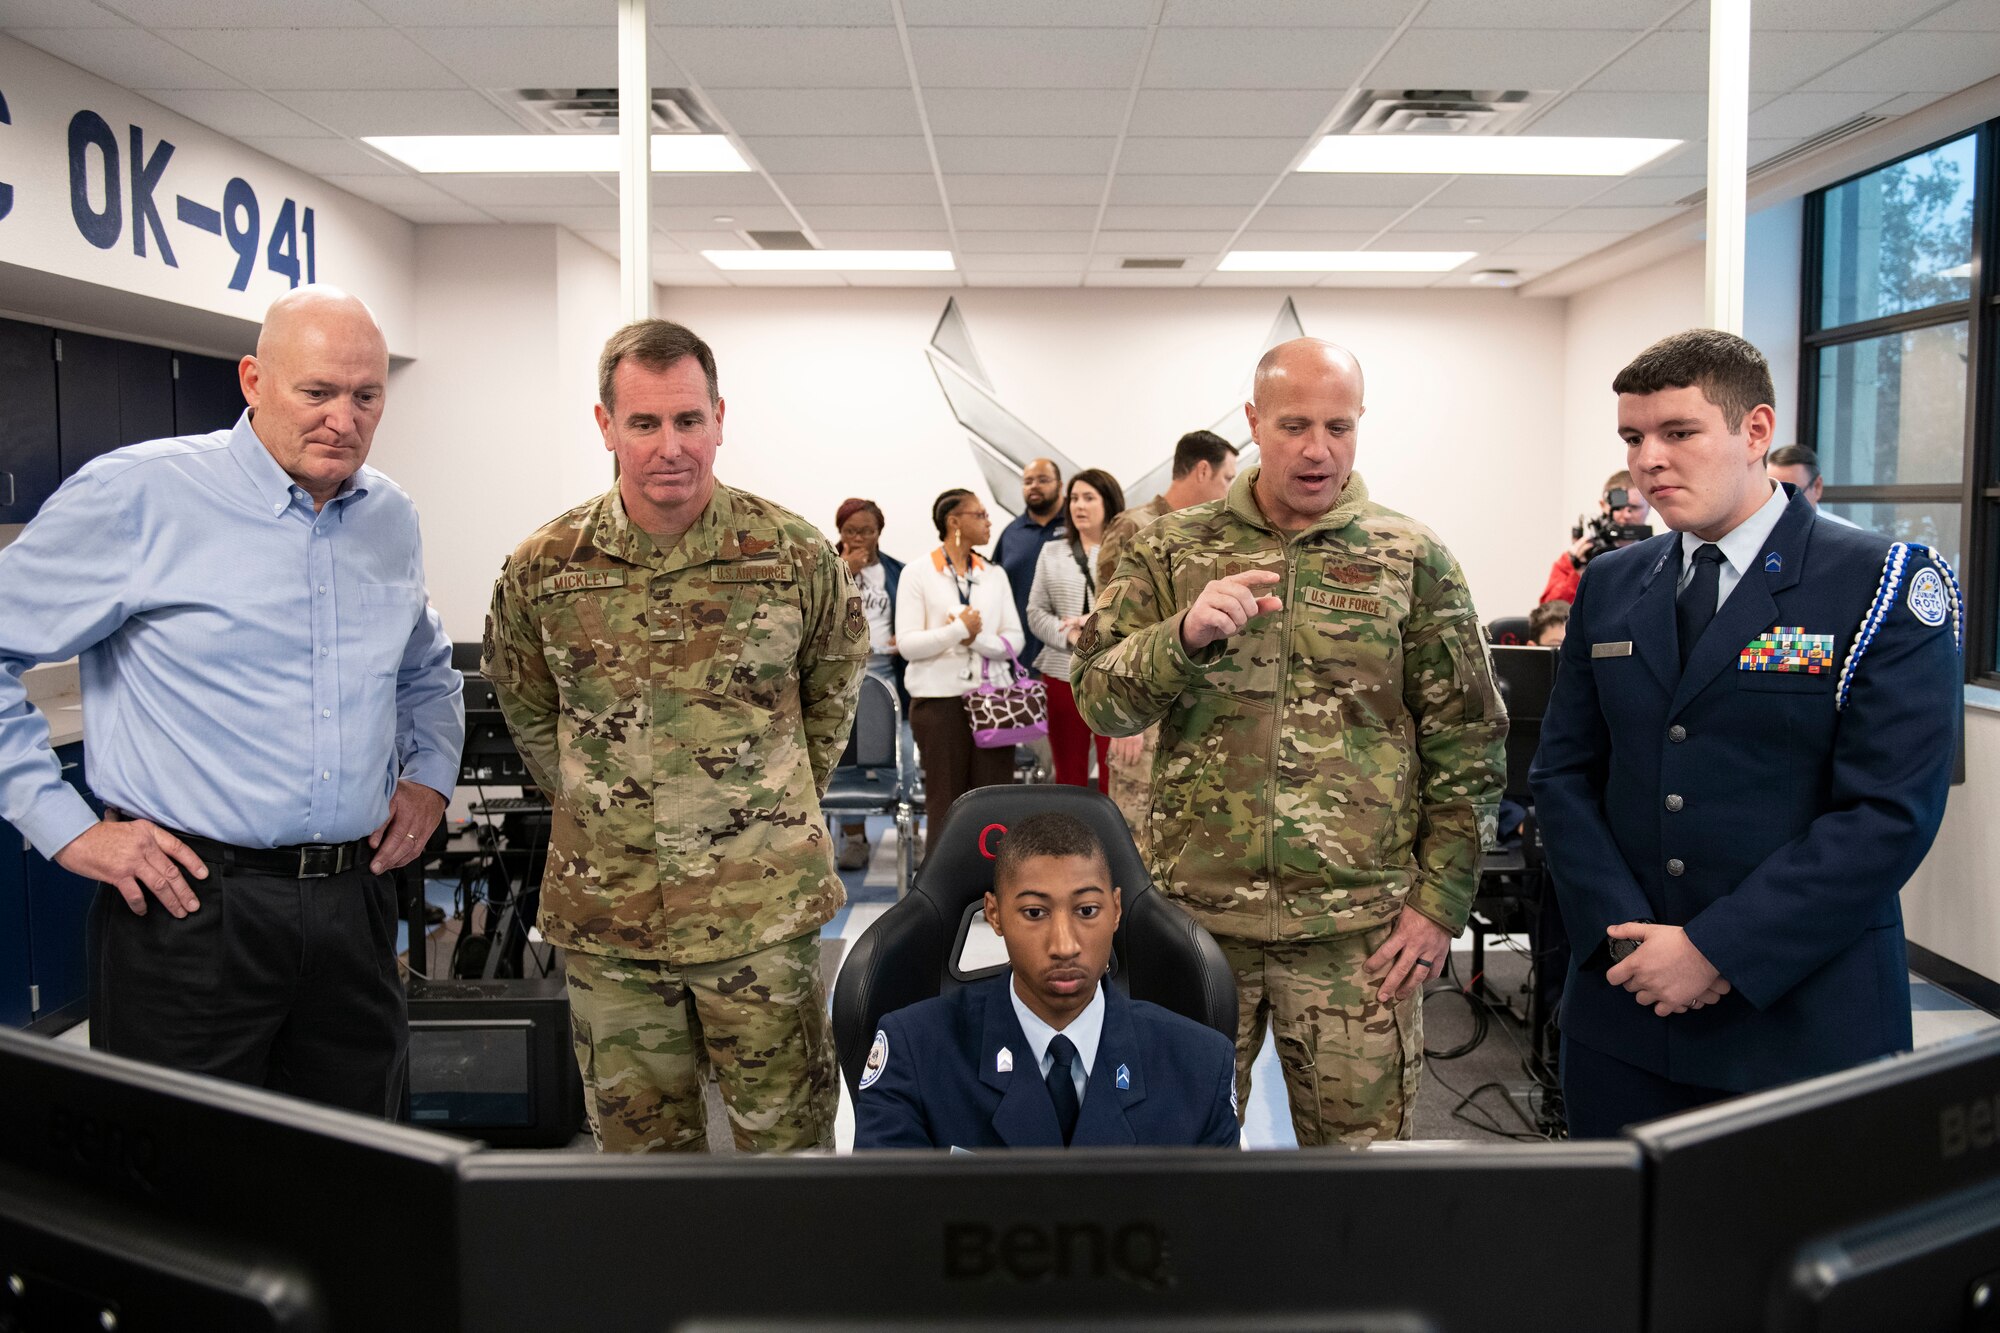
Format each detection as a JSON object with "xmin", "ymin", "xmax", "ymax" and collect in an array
[{"xmin": 1542, "ymin": 470, "xmax": 1652, "ymax": 605}]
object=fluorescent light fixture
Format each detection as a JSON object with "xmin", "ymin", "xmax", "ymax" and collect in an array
[
  {"xmin": 702, "ymin": 249, "xmax": 955, "ymax": 272},
  {"xmin": 1300, "ymin": 135, "xmax": 1680, "ymax": 176},
  {"xmin": 1218, "ymin": 250, "xmax": 1476, "ymax": 273},
  {"xmin": 363, "ymin": 134, "xmax": 750, "ymax": 173}
]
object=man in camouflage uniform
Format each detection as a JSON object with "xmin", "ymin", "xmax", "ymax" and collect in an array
[
  {"xmin": 484, "ymin": 320, "xmax": 865, "ymax": 1153},
  {"xmin": 1073, "ymin": 339, "xmax": 1505, "ymax": 1146},
  {"xmin": 1094, "ymin": 430, "xmax": 1239, "ymax": 855}
]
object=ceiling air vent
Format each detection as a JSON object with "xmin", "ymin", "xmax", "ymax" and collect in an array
[
  {"xmin": 1327, "ymin": 89, "xmax": 1550, "ymax": 138},
  {"xmin": 1121, "ymin": 258, "xmax": 1185, "ymax": 269},
  {"xmin": 513, "ymin": 88, "xmax": 717, "ymax": 135},
  {"xmin": 1676, "ymin": 115, "xmax": 1890, "ymax": 206},
  {"xmin": 748, "ymin": 230, "xmax": 815, "ymax": 251}
]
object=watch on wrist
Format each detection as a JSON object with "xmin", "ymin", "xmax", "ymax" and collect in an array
[{"xmin": 1607, "ymin": 920, "xmax": 1654, "ymax": 963}]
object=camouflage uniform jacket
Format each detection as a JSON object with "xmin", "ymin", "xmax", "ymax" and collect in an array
[
  {"xmin": 1097, "ymin": 493, "xmax": 1173, "ymax": 587},
  {"xmin": 1072, "ymin": 466, "xmax": 1505, "ymax": 942},
  {"xmin": 483, "ymin": 482, "xmax": 866, "ymax": 965}
]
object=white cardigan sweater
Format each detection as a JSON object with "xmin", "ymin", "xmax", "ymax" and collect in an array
[{"xmin": 895, "ymin": 547, "xmax": 1026, "ymax": 699}]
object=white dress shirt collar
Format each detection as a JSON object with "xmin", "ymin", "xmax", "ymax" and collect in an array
[
  {"xmin": 1009, "ymin": 973, "xmax": 1105, "ymax": 1104},
  {"xmin": 1679, "ymin": 481, "xmax": 1789, "ymax": 607}
]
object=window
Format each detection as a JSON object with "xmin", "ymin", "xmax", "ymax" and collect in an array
[{"xmin": 1803, "ymin": 126, "xmax": 1996, "ymax": 681}]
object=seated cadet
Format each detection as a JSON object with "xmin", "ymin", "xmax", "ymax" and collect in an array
[{"xmin": 853, "ymin": 812, "xmax": 1238, "ymax": 1150}]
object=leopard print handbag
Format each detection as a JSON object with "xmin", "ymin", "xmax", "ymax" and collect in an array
[{"xmin": 963, "ymin": 645, "xmax": 1049, "ymax": 749}]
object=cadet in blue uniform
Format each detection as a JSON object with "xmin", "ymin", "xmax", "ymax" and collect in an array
[
  {"xmin": 1531, "ymin": 330, "xmax": 1962, "ymax": 1138},
  {"xmin": 854, "ymin": 812, "xmax": 1239, "ymax": 1150}
]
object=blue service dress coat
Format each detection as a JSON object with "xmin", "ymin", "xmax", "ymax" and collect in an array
[
  {"xmin": 1529, "ymin": 489, "xmax": 1960, "ymax": 1093},
  {"xmin": 853, "ymin": 973, "xmax": 1240, "ymax": 1149}
]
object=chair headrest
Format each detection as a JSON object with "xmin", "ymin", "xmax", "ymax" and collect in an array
[{"xmin": 912, "ymin": 785, "xmax": 1155, "ymax": 920}]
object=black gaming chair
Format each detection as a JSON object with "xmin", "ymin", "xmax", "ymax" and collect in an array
[
  {"xmin": 829, "ymin": 785, "xmax": 1238, "ymax": 1097},
  {"xmin": 1486, "ymin": 615, "xmax": 1532, "ymax": 645}
]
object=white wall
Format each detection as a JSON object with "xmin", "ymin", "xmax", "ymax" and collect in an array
[
  {"xmin": 657, "ymin": 285, "xmax": 1566, "ymax": 627},
  {"xmin": 1907, "ymin": 709, "xmax": 2000, "ymax": 983},
  {"xmin": 371, "ymin": 224, "xmax": 618, "ymax": 643}
]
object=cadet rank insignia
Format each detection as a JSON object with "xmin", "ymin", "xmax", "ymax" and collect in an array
[
  {"xmin": 844, "ymin": 595, "xmax": 866, "ymax": 642},
  {"xmin": 1739, "ymin": 627, "xmax": 1834, "ymax": 673}
]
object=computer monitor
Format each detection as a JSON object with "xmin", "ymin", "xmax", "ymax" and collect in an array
[
  {"xmin": 1635, "ymin": 1027, "xmax": 2000, "ymax": 1333},
  {"xmin": 0, "ymin": 1028, "xmax": 474, "ymax": 1331},
  {"xmin": 408, "ymin": 974, "xmax": 585, "ymax": 1149},
  {"xmin": 454, "ymin": 1142, "xmax": 1648, "ymax": 1330},
  {"xmin": 1490, "ymin": 645, "xmax": 1558, "ymax": 802}
]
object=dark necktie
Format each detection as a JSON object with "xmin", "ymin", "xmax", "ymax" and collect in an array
[
  {"xmin": 1045, "ymin": 1035, "xmax": 1081, "ymax": 1146},
  {"xmin": 1676, "ymin": 543, "xmax": 1726, "ymax": 669}
]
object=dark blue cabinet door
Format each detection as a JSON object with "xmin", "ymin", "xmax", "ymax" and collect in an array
[
  {"xmin": 0, "ymin": 317, "xmax": 60, "ymax": 524},
  {"xmin": 0, "ymin": 820, "xmax": 31, "ymax": 1028},
  {"xmin": 174, "ymin": 352, "xmax": 245, "ymax": 436},
  {"xmin": 23, "ymin": 744, "xmax": 102, "ymax": 1022},
  {"xmin": 54, "ymin": 330, "xmax": 123, "ymax": 479}
]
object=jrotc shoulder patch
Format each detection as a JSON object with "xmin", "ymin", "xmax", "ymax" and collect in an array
[
  {"xmin": 1908, "ymin": 566, "xmax": 1948, "ymax": 627},
  {"xmin": 860, "ymin": 1029, "xmax": 889, "ymax": 1089},
  {"xmin": 844, "ymin": 595, "xmax": 867, "ymax": 643}
]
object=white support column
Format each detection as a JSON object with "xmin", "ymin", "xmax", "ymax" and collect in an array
[
  {"xmin": 1704, "ymin": 0, "xmax": 1751, "ymax": 334},
  {"xmin": 617, "ymin": 0, "xmax": 651, "ymax": 323}
]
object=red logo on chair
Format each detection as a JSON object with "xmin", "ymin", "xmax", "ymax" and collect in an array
[{"xmin": 978, "ymin": 823, "xmax": 1008, "ymax": 859}]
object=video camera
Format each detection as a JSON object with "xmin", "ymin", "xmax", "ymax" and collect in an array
[{"xmin": 1571, "ymin": 488, "xmax": 1653, "ymax": 564}]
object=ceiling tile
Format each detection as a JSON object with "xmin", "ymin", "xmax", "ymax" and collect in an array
[
  {"xmin": 1869, "ymin": 91, "xmax": 1947, "ymax": 116},
  {"xmin": 655, "ymin": 0, "xmax": 894, "ymax": 24},
  {"xmin": 951, "ymin": 204, "xmax": 1100, "ymax": 229},
  {"xmin": 1526, "ymin": 90, "xmax": 1708, "ymax": 137},
  {"xmin": 956, "ymin": 231, "xmax": 1094, "ymax": 252},
  {"xmin": 1586, "ymin": 30, "xmax": 1889, "ymax": 93},
  {"xmin": 1263, "ymin": 173, "xmax": 1440, "ymax": 206},
  {"xmin": 1351, "ymin": 229, "xmax": 1497, "ymax": 250},
  {"xmin": 389, "ymin": 202, "xmax": 496, "ymax": 222},
  {"xmin": 704, "ymin": 88, "xmax": 922, "ymax": 137},
  {"xmin": 1100, "ymin": 204, "xmax": 1254, "ymax": 228},
  {"xmin": 0, "ymin": 0, "xmax": 128, "ymax": 26},
  {"xmin": 1086, "ymin": 270, "xmax": 1206, "ymax": 286},
  {"xmin": 1581, "ymin": 173, "xmax": 1705, "ymax": 206},
  {"xmin": 1115, "ymin": 137, "xmax": 1303, "ymax": 174},
  {"xmin": 1142, "ymin": 27, "xmax": 1390, "ymax": 90},
  {"xmin": 943, "ymin": 174, "xmax": 1107, "ymax": 204},
  {"xmin": 274, "ymin": 90, "xmax": 522, "ymax": 136},
  {"xmin": 1371, "ymin": 28, "xmax": 1636, "ymax": 87},
  {"xmin": 1916, "ymin": 0, "xmax": 2000, "ymax": 30},
  {"xmin": 795, "ymin": 204, "xmax": 949, "ymax": 229},
  {"xmin": 1423, "ymin": 175, "xmax": 1621, "ymax": 207},
  {"xmin": 921, "ymin": 88, "xmax": 1130, "ymax": 137},
  {"xmin": 367, "ymin": 0, "xmax": 615, "ymax": 22},
  {"xmin": 843, "ymin": 271, "xmax": 965, "ymax": 286},
  {"xmin": 1801, "ymin": 31, "xmax": 2000, "ymax": 93},
  {"xmin": 1107, "ymin": 174, "xmax": 1284, "ymax": 204},
  {"xmin": 1748, "ymin": 90, "xmax": 1900, "ymax": 139},
  {"xmin": 652, "ymin": 205, "xmax": 801, "ymax": 230},
  {"xmin": 648, "ymin": 174, "xmax": 789, "ymax": 205},
  {"xmin": 774, "ymin": 174, "xmax": 942, "ymax": 203},
  {"xmin": 400, "ymin": 25, "xmax": 622, "ymax": 86},
  {"xmin": 139, "ymin": 88, "xmax": 331, "ymax": 138},
  {"xmin": 481, "ymin": 203, "xmax": 620, "ymax": 227},
  {"xmin": 672, "ymin": 230, "xmax": 750, "ymax": 250},
  {"xmin": 238, "ymin": 136, "xmax": 407, "ymax": 175},
  {"xmin": 908, "ymin": 26, "xmax": 1148, "ymax": 89},
  {"xmin": 159, "ymin": 27, "xmax": 461, "ymax": 89},
  {"xmin": 111, "ymin": 0, "xmax": 382, "ymax": 23},
  {"xmin": 933, "ymin": 137, "xmax": 1116, "ymax": 174},
  {"xmin": 1161, "ymin": 0, "xmax": 1413, "ymax": 25},
  {"xmin": 320, "ymin": 173, "xmax": 470, "ymax": 209},
  {"xmin": 431, "ymin": 174, "xmax": 615, "ymax": 205},
  {"xmin": 1397, "ymin": 205, "xmax": 1568, "ymax": 231},
  {"xmin": 1087, "ymin": 251, "xmax": 1220, "ymax": 271},
  {"xmin": 659, "ymin": 27, "xmax": 911, "ymax": 88},
  {"xmin": 746, "ymin": 136, "xmax": 934, "ymax": 173},
  {"xmin": 1093, "ymin": 229, "xmax": 1235, "ymax": 250},
  {"xmin": 1667, "ymin": 0, "xmax": 1941, "ymax": 28},
  {"xmin": 1125, "ymin": 89, "xmax": 1338, "ymax": 138},
  {"xmin": 1230, "ymin": 230, "xmax": 1383, "ymax": 247},
  {"xmin": 1494, "ymin": 230, "xmax": 1627, "ymax": 253},
  {"xmin": 808, "ymin": 230, "xmax": 955, "ymax": 247},
  {"xmin": 1254, "ymin": 204, "xmax": 1416, "ymax": 229},
  {"xmin": 9, "ymin": 28, "xmax": 240, "ymax": 89},
  {"xmin": 955, "ymin": 253, "xmax": 1090, "ymax": 271},
  {"xmin": 1558, "ymin": 204, "xmax": 1687, "ymax": 230},
  {"xmin": 1416, "ymin": 0, "xmax": 1664, "ymax": 28},
  {"xmin": 905, "ymin": 0, "xmax": 1156, "ymax": 23}
]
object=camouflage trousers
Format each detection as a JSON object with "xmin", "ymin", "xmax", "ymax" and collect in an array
[
  {"xmin": 1107, "ymin": 723, "xmax": 1159, "ymax": 857},
  {"xmin": 1218, "ymin": 926, "xmax": 1423, "ymax": 1147},
  {"xmin": 563, "ymin": 932, "xmax": 836, "ymax": 1154}
]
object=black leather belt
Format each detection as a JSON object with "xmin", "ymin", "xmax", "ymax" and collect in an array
[{"xmin": 110, "ymin": 812, "xmax": 372, "ymax": 880}]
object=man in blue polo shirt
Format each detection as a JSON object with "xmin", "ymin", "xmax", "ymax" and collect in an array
[{"xmin": 854, "ymin": 811, "xmax": 1238, "ymax": 1150}]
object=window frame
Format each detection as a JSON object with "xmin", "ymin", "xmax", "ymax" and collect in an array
[{"xmin": 1801, "ymin": 122, "xmax": 1996, "ymax": 685}]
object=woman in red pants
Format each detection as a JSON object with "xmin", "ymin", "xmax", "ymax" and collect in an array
[{"xmin": 1026, "ymin": 468, "xmax": 1124, "ymax": 792}]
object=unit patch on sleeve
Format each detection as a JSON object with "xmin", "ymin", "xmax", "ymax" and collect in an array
[{"xmin": 1908, "ymin": 566, "xmax": 1949, "ymax": 627}]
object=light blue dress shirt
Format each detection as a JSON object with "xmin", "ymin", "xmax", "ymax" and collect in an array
[
  {"xmin": 1009, "ymin": 975, "xmax": 1105, "ymax": 1107},
  {"xmin": 0, "ymin": 413, "xmax": 464, "ymax": 855}
]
